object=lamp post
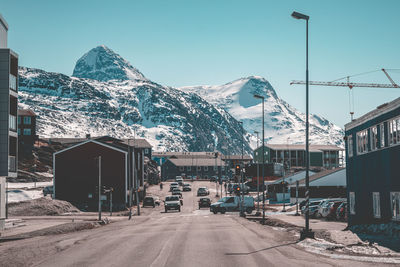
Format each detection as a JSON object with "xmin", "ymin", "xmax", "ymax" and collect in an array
[
  {"xmin": 254, "ymin": 130, "xmax": 261, "ymax": 216},
  {"xmin": 253, "ymin": 94, "xmax": 265, "ymax": 224},
  {"xmin": 291, "ymin": 10, "xmax": 314, "ymax": 239},
  {"xmin": 239, "ymin": 121, "xmax": 245, "ymax": 217}
]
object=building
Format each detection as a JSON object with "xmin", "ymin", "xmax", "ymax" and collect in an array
[
  {"xmin": 152, "ymin": 151, "xmax": 219, "ymax": 166},
  {"xmin": 0, "ymin": 14, "xmax": 18, "ymax": 179},
  {"xmin": 161, "ymin": 157, "xmax": 226, "ymax": 180},
  {"xmin": 289, "ymin": 168, "xmax": 346, "ymax": 204},
  {"xmin": 53, "ymin": 136, "xmax": 149, "ymax": 210},
  {"xmin": 221, "ymin": 154, "xmax": 252, "ymax": 169},
  {"xmin": 17, "ymin": 109, "xmax": 37, "ymax": 155},
  {"xmin": 0, "ymin": 13, "xmax": 18, "ymax": 230},
  {"xmin": 345, "ymin": 98, "xmax": 400, "ymax": 226},
  {"xmin": 253, "ymin": 144, "xmax": 343, "ymax": 169}
]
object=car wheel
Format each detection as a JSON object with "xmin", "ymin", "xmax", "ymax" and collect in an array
[
  {"xmin": 213, "ymin": 210, "xmax": 218, "ymax": 214},
  {"xmin": 178, "ymin": 207, "xmax": 181, "ymax": 212},
  {"xmin": 153, "ymin": 205, "xmax": 155, "ymax": 208},
  {"xmin": 246, "ymin": 208, "xmax": 252, "ymax": 214},
  {"xmin": 165, "ymin": 209, "xmax": 168, "ymax": 213},
  {"xmin": 220, "ymin": 208, "xmax": 226, "ymax": 214}
]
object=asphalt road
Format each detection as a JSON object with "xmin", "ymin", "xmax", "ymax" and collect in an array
[{"xmin": 0, "ymin": 181, "xmax": 388, "ymax": 267}]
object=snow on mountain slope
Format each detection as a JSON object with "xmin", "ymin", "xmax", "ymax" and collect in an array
[
  {"xmin": 180, "ymin": 76, "xmax": 344, "ymax": 148},
  {"xmin": 72, "ymin": 45, "xmax": 146, "ymax": 82},
  {"xmin": 18, "ymin": 53, "xmax": 251, "ymax": 154}
]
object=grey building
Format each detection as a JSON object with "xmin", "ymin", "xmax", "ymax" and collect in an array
[{"xmin": 0, "ymin": 13, "xmax": 18, "ymax": 230}]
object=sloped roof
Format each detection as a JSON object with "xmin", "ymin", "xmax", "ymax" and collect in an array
[
  {"xmin": 168, "ymin": 158, "xmax": 226, "ymax": 167},
  {"xmin": 153, "ymin": 152, "xmax": 219, "ymax": 158},
  {"xmin": 18, "ymin": 109, "xmax": 36, "ymax": 116},
  {"xmin": 221, "ymin": 155, "xmax": 252, "ymax": 160},
  {"xmin": 271, "ymin": 170, "xmax": 316, "ymax": 185},
  {"xmin": 289, "ymin": 167, "xmax": 346, "ymax": 187},
  {"xmin": 44, "ymin": 136, "xmax": 152, "ymax": 149},
  {"xmin": 120, "ymin": 139, "xmax": 152, "ymax": 148}
]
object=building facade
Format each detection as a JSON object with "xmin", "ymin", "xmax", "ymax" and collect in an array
[
  {"xmin": 253, "ymin": 144, "xmax": 343, "ymax": 169},
  {"xmin": 0, "ymin": 14, "xmax": 18, "ymax": 178},
  {"xmin": 161, "ymin": 158, "xmax": 226, "ymax": 180},
  {"xmin": 18, "ymin": 109, "xmax": 37, "ymax": 155},
  {"xmin": 345, "ymin": 97, "xmax": 400, "ymax": 226}
]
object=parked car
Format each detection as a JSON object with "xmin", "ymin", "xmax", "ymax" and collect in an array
[
  {"xmin": 326, "ymin": 201, "xmax": 344, "ymax": 220},
  {"xmin": 43, "ymin": 186, "xmax": 53, "ymax": 197},
  {"xmin": 301, "ymin": 200, "xmax": 323, "ymax": 217},
  {"xmin": 197, "ymin": 187, "xmax": 209, "ymax": 196},
  {"xmin": 316, "ymin": 198, "xmax": 345, "ymax": 218},
  {"xmin": 210, "ymin": 176, "xmax": 217, "ymax": 182},
  {"xmin": 210, "ymin": 196, "xmax": 254, "ymax": 214},
  {"xmin": 336, "ymin": 202, "xmax": 348, "ymax": 221},
  {"xmin": 176, "ymin": 177, "xmax": 184, "ymax": 186},
  {"xmin": 198, "ymin": 197, "xmax": 211, "ymax": 209},
  {"xmin": 143, "ymin": 196, "xmax": 160, "ymax": 208},
  {"xmin": 183, "ymin": 184, "xmax": 191, "ymax": 191},
  {"xmin": 164, "ymin": 195, "xmax": 181, "ymax": 212}
]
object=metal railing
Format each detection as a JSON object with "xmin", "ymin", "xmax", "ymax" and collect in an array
[
  {"xmin": 9, "ymin": 74, "xmax": 17, "ymax": 91},
  {"xmin": 8, "ymin": 156, "xmax": 16, "ymax": 172}
]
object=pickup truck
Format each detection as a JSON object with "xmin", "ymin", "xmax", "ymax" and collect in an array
[{"xmin": 210, "ymin": 196, "xmax": 254, "ymax": 214}]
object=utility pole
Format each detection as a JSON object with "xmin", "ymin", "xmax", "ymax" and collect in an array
[
  {"xmin": 110, "ymin": 188, "xmax": 113, "ymax": 216},
  {"xmin": 128, "ymin": 142, "xmax": 133, "ymax": 220},
  {"xmin": 98, "ymin": 156, "xmax": 102, "ymax": 221},
  {"xmin": 133, "ymin": 135, "xmax": 140, "ymax": 216},
  {"xmin": 239, "ymin": 121, "xmax": 245, "ymax": 217}
]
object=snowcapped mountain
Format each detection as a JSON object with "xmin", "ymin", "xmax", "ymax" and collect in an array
[
  {"xmin": 18, "ymin": 46, "xmax": 251, "ymax": 154},
  {"xmin": 180, "ymin": 76, "xmax": 344, "ymax": 147},
  {"xmin": 72, "ymin": 45, "xmax": 146, "ymax": 82}
]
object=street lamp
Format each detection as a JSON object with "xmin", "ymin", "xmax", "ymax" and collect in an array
[
  {"xmin": 254, "ymin": 131, "xmax": 261, "ymax": 216},
  {"xmin": 253, "ymin": 94, "xmax": 265, "ymax": 224},
  {"xmin": 239, "ymin": 121, "xmax": 245, "ymax": 217},
  {"xmin": 291, "ymin": 10, "xmax": 314, "ymax": 240}
]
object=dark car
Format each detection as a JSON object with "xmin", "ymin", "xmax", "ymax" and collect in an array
[
  {"xmin": 210, "ymin": 176, "xmax": 217, "ymax": 182},
  {"xmin": 143, "ymin": 196, "xmax": 160, "ymax": 208},
  {"xmin": 198, "ymin": 197, "xmax": 211, "ymax": 209},
  {"xmin": 43, "ymin": 186, "xmax": 53, "ymax": 197},
  {"xmin": 327, "ymin": 201, "xmax": 344, "ymax": 220},
  {"xmin": 183, "ymin": 184, "xmax": 191, "ymax": 191},
  {"xmin": 172, "ymin": 188, "xmax": 182, "ymax": 197},
  {"xmin": 197, "ymin": 187, "xmax": 209, "ymax": 196}
]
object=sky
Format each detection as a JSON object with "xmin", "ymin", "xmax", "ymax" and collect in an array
[{"xmin": 2, "ymin": 0, "xmax": 400, "ymax": 128}]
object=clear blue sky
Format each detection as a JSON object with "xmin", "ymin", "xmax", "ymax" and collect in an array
[{"xmin": 2, "ymin": 0, "xmax": 400, "ymax": 128}]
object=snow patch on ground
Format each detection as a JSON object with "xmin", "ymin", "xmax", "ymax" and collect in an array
[{"xmin": 7, "ymin": 189, "xmax": 44, "ymax": 203}]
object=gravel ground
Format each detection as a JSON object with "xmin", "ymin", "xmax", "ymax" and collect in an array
[{"xmin": 8, "ymin": 197, "xmax": 80, "ymax": 216}]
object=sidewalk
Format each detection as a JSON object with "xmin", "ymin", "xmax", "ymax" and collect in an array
[{"xmin": 0, "ymin": 214, "xmax": 127, "ymax": 238}]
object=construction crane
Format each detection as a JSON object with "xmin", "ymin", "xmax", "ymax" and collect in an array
[{"xmin": 290, "ymin": 68, "xmax": 400, "ymax": 120}]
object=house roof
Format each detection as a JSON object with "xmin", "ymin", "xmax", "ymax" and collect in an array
[
  {"xmin": 221, "ymin": 155, "xmax": 252, "ymax": 160},
  {"xmin": 167, "ymin": 158, "xmax": 226, "ymax": 167},
  {"xmin": 18, "ymin": 109, "xmax": 36, "ymax": 116},
  {"xmin": 45, "ymin": 136, "xmax": 152, "ymax": 149},
  {"xmin": 153, "ymin": 152, "xmax": 219, "ymax": 159},
  {"xmin": 256, "ymin": 144, "xmax": 343, "ymax": 152},
  {"xmin": 289, "ymin": 167, "xmax": 346, "ymax": 187},
  {"xmin": 271, "ymin": 170, "xmax": 317, "ymax": 185},
  {"xmin": 0, "ymin": 13, "xmax": 8, "ymax": 31},
  {"xmin": 345, "ymin": 97, "xmax": 400, "ymax": 131},
  {"xmin": 54, "ymin": 139, "xmax": 128, "ymax": 156}
]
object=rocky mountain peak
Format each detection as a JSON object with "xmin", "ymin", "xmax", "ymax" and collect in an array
[{"xmin": 72, "ymin": 45, "xmax": 146, "ymax": 82}]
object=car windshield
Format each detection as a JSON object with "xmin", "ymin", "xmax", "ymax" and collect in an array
[
  {"xmin": 166, "ymin": 196, "xmax": 179, "ymax": 201},
  {"xmin": 218, "ymin": 197, "xmax": 229, "ymax": 202},
  {"xmin": 171, "ymin": 183, "xmax": 178, "ymax": 186}
]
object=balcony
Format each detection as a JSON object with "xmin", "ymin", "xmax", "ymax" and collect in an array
[
  {"xmin": 10, "ymin": 74, "xmax": 17, "ymax": 91},
  {"xmin": 8, "ymin": 156, "xmax": 16, "ymax": 172},
  {"xmin": 9, "ymin": 114, "xmax": 16, "ymax": 131}
]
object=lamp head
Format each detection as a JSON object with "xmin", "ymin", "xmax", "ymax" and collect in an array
[
  {"xmin": 291, "ymin": 11, "xmax": 309, "ymax": 20},
  {"xmin": 253, "ymin": 94, "xmax": 264, "ymax": 100}
]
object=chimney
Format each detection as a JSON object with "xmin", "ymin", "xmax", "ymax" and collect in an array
[{"xmin": 86, "ymin": 134, "xmax": 91, "ymax": 139}]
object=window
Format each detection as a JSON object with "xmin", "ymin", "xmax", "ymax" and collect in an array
[
  {"xmin": 221, "ymin": 165, "xmax": 225, "ymax": 171},
  {"xmin": 372, "ymin": 192, "xmax": 381, "ymax": 218},
  {"xmin": 347, "ymin": 135, "xmax": 353, "ymax": 157},
  {"xmin": 144, "ymin": 148, "xmax": 149, "ymax": 154},
  {"xmin": 197, "ymin": 166, "xmax": 201, "ymax": 171},
  {"xmin": 204, "ymin": 166, "xmax": 208, "ymax": 171},
  {"xmin": 187, "ymin": 166, "xmax": 191, "ymax": 171},
  {"xmin": 18, "ymin": 129, "xmax": 21, "ymax": 135},
  {"xmin": 213, "ymin": 166, "xmax": 217, "ymax": 171},
  {"xmin": 18, "ymin": 116, "xmax": 21, "ymax": 124},
  {"xmin": 356, "ymin": 129, "xmax": 368, "ymax": 154},
  {"xmin": 255, "ymin": 152, "xmax": 258, "ymax": 156},
  {"xmin": 9, "ymin": 114, "xmax": 16, "ymax": 130},
  {"xmin": 23, "ymin": 128, "xmax": 31, "ymax": 135},
  {"xmin": 380, "ymin": 123, "xmax": 385, "ymax": 148},
  {"xmin": 370, "ymin": 126, "xmax": 378, "ymax": 151},
  {"xmin": 179, "ymin": 166, "xmax": 184, "ymax": 171},
  {"xmin": 391, "ymin": 192, "xmax": 400, "ymax": 221},
  {"xmin": 349, "ymin": 192, "xmax": 355, "ymax": 215},
  {"xmin": 23, "ymin": 116, "xmax": 31, "ymax": 125},
  {"xmin": 389, "ymin": 117, "xmax": 400, "ymax": 146}
]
